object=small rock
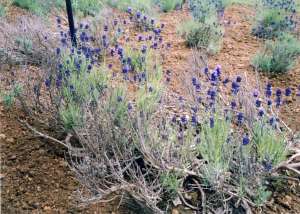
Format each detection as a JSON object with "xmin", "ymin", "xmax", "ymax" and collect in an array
[
  {"xmin": 0, "ymin": 173, "xmax": 5, "ymax": 179},
  {"xmin": 172, "ymin": 209, "xmax": 180, "ymax": 214},
  {"xmin": 8, "ymin": 155, "xmax": 16, "ymax": 161},
  {"xmin": 0, "ymin": 134, "xmax": 6, "ymax": 140},
  {"xmin": 6, "ymin": 137, "xmax": 14, "ymax": 143},
  {"xmin": 43, "ymin": 206, "xmax": 51, "ymax": 211}
]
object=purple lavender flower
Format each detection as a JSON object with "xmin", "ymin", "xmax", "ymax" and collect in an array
[
  {"xmin": 237, "ymin": 112, "xmax": 244, "ymax": 125},
  {"xmin": 56, "ymin": 48, "xmax": 61, "ymax": 55},
  {"xmin": 267, "ymin": 100, "xmax": 272, "ymax": 106},
  {"xmin": 269, "ymin": 117, "xmax": 275, "ymax": 126},
  {"xmin": 222, "ymin": 78, "xmax": 229, "ymax": 85},
  {"xmin": 87, "ymin": 64, "xmax": 92, "ymax": 71},
  {"xmin": 45, "ymin": 78, "xmax": 51, "ymax": 89},
  {"xmin": 191, "ymin": 115, "xmax": 197, "ymax": 124},
  {"xmin": 141, "ymin": 45, "xmax": 147, "ymax": 54},
  {"xmin": 231, "ymin": 82, "xmax": 240, "ymax": 95},
  {"xmin": 117, "ymin": 96, "xmax": 123, "ymax": 102},
  {"xmin": 181, "ymin": 115, "xmax": 187, "ymax": 124},
  {"xmin": 138, "ymin": 35, "xmax": 143, "ymax": 42},
  {"xmin": 265, "ymin": 83, "xmax": 272, "ymax": 97},
  {"xmin": 56, "ymin": 17, "xmax": 61, "ymax": 24},
  {"xmin": 258, "ymin": 109, "xmax": 264, "ymax": 117},
  {"xmin": 253, "ymin": 90, "xmax": 259, "ymax": 97},
  {"xmin": 104, "ymin": 25, "xmax": 108, "ymax": 32},
  {"xmin": 231, "ymin": 100, "xmax": 237, "ymax": 109},
  {"xmin": 255, "ymin": 99, "xmax": 262, "ymax": 108},
  {"xmin": 192, "ymin": 77, "xmax": 197, "ymax": 85},
  {"xmin": 33, "ymin": 85, "xmax": 39, "ymax": 96},
  {"xmin": 276, "ymin": 89, "xmax": 282, "ymax": 97},
  {"xmin": 191, "ymin": 106, "xmax": 198, "ymax": 113},
  {"xmin": 122, "ymin": 65, "xmax": 129, "ymax": 73},
  {"xmin": 275, "ymin": 97, "xmax": 281, "ymax": 107},
  {"xmin": 195, "ymin": 84, "xmax": 201, "ymax": 92},
  {"xmin": 242, "ymin": 134, "xmax": 250, "ymax": 145},
  {"xmin": 197, "ymin": 97, "xmax": 202, "ymax": 103},
  {"xmin": 128, "ymin": 103, "xmax": 133, "ymax": 110},
  {"xmin": 285, "ymin": 88, "xmax": 292, "ymax": 96},
  {"xmin": 209, "ymin": 117, "xmax": 214, "ymax": 128},
  {"xmin": 171, "ymin": 115, "xmax": 176, "ymax": 123}
]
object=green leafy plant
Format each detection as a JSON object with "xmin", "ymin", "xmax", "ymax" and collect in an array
[
  {"xmin": 0, "ymin": 84, "xmax": 22, "ymax": 108},
  {"xmin": 178, "ymin": 18, "xmax": 223, "ymax": 54},
  {"xmin": 12, "ymin": 0, "xmax": 102, "ymax": 17},
  {"xmin": 155, "ymin": 0, "xmax": 183, "ymax": 12},
  {"xmin": 105, "ymin": 0, "xmax": 155, "ymax": 15},
  {"xmin": 12, "ymin": 0, "xmax": 43, "ymax": 15},
  {"xmin": 160, "ymin": 171, "xmax": 181, "ymax": 198},
  {"xmin": 0, "ymin": 4, "xmax": 6, "ymax": 17},
  {"xmin": 252, "ymin": 33, "xmax": 300, "ymax": 74},
  {"xmin": 73, "ymin": 0, "xmax": 103, "ymax": 17},
  {"xmin": 254, "ymin": 185, "xmax": 272, "ymax": 206},
  {"xmin": 252, "ymin": 8, "xmax": 296, "ymax": 39},
  {"xmin": 197, "ymin": 114, "xmax": 233, "ymax": 183},
  {"xmin": 252, "ymin": 122, "xmax": 287, "ymax": 167}
]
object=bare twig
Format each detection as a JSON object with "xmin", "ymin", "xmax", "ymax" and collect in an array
[{"xmin": 18, "ymin": 118, "xmax": 70, "ymax": 149}]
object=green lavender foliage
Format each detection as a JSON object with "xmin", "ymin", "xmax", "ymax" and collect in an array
[{"xmin": 252, "ymin": 33, "xmax": 300, "ymax": 74}]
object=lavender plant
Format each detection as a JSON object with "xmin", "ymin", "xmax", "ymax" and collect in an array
[
  {"xmin": 252, "ymin": 33, "xmax": 300, "ymax": 74},
  {"xmin": 178, "ymin": 17, "xmax": 224, "ymax": 54},
  {"xmin": 252, "ymin": 0, "xmax": 297, "ymax": 38},
  {"xmin": 154, "ymin": 0, "xmax": 184, "ymax": 12},
  {"xmin": 105, "ymin": 0, "xmax": 156, "ymax": 16},
  {"xmin": 0, "ymin": 4, "xmax": 6, "ymax": 17},
  {"xmin": 179, "ymin": 0, "xmax": 224, "ymax": 54},
  {"xmin": 2, "ymin": 5, "xmax": 299, "ymax": 214}
]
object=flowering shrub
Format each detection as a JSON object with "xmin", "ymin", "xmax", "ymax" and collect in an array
[
  {"xmin": 179, "ymin": 0, "xmax": 224, "ymax": 54},
  {"xmin": 178, "ymin": 18, "xmax": 223, "ymax": 54},
  {"xmin": 105, "ymin": 0, "xmax": 156, "ymax": 15},
  {"xmin": 1, "ymin": 4, "xmax": 299, "ymax": 214},
  {"xmin": 252, "ymin": 0, "xmax": 297, "ymax": 38},
  {"xmin": 12, "ymin": 0, "xmax": 102, "ymax": 17},
  {"xmin": 154, "ymin": 0, "xmax": 184, "ymax": 12},
  {"xmin": 252, "ymin": 33, "xmax": 300, "ymax": 74}
]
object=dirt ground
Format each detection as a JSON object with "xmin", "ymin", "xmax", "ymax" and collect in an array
[{"xmin": 1, "ymin": 3, "xmax": 300, "ymax": 214}]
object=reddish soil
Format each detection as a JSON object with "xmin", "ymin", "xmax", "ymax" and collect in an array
[{"xmin": 1, "ymin": 3, "xmax": 300, "ymax": 214}]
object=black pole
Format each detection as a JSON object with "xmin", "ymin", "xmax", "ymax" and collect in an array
[{"xmin": 65, "ymin": 0, "xmax": 77, "ymax": 47}]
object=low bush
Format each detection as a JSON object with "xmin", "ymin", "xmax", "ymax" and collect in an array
[
  {"xmin": 12, "ymin": 0, "xmax": 102, "ymax": 17},
  {"xmin": 189, "ymin": 0, "xmax": 225, "ymax": 22},
  {"xmin": 0, "ymin": 4, "xmax": 6, "ymax": 17},
  {"xmin": 178, "ymin": 18, "xmax": 223, "ymax": 54},
  {"xmin": 180, "ymin": 0, "xmax": 224, "ymax": 54},
  {"xmin": 72, "ymin": 0, "xmax": 103, "ymax": 17},
  {"xmin": 252, "ymin": 0, "xmax": 297, "ymax": 38},
  {"xmin": 252, "ymin": 8, "xmax": 296, "ymax": 39},
  {"xmin": 252, "ymin": 33, "xmax": 300, "ymax": 74},
  {"xmin": 155, "ymin": 0, "xmax": 184, "ymax": 12},
  {"xmin": 105, "ymin": 0, "xmax": 155, "ymax": 15},
  {"xmin": 2, "ymin": 8, "xmax": 298, "ymax": 214},
  {"xmin": 12, "ymin": 0, "xmax": 43, "ymax": 15}
]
